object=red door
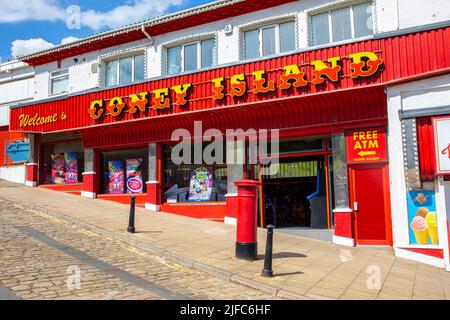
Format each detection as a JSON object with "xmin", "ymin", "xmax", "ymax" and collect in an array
[{"xmin": 349, "ymin": 164, "xmax": 392, "ymax": 245}]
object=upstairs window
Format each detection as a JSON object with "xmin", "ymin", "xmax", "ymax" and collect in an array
[
  {"xmin": 311, "ymin": 2, "xmax": 373, "ymax": 46},
  {"xmin": 50, "ymin": 69, "xmax": 69, "ymax": 95},
  {"xmin": 105, "ymin": 54, "xmax": 145, "ymax": 87},
  {"xmin": 244, "ymin": 21, "xmax": 296, "ymax": 60},
  {"xmin": 167, "ymin": 39, "xmax": 216, "ymax": 75}
]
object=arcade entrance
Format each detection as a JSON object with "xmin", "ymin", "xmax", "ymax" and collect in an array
[{"xmin": 256, "ymin": 138, "xmax": 334, "ymax": 230}]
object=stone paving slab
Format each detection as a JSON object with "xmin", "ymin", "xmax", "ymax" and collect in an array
[
  {"xmin": 1, "ymin": 180, "xmax": 450, "ymax": 300},
  {"xmin": 0, "ymin": 197, "xmax": 277, "ymax": 300}
]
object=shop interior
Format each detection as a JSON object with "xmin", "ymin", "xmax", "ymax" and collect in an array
[{"xmin": 257, "ymin": 138, "xmax": 334, "ymax": 231}]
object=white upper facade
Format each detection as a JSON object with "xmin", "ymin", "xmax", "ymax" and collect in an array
[
  {"xmin": 6, "ymin": 0, "xmax": 450, "ymax": 105},
  {"xmin": 0, "ymin": 61, "xmax": 34, "ymax": 126}
]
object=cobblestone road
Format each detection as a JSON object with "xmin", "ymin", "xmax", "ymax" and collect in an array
[{"xmin": 0, "ymin": 198, "xmax": 275, "ymax": 300}]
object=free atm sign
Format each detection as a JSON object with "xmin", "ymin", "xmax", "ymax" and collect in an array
[{"xmin": 346, "ymin": 127, "xmax": 387, "ymax": 164}]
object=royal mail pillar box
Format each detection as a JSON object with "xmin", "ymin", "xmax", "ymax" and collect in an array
[{"xmin": 234, "ymin": 179, "xmax": 260, "ymax": 261}]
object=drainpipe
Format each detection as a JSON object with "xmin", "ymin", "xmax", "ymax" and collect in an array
[{"xmin": 141, "ymin": 24, "xmax": 154, "ymax": 45}]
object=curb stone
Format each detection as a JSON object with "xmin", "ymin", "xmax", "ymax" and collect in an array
[
  {"xmin": 3, "ymin": 196, "xmax": 310, "ymax": 300},
  {"xmin": 230, "ymin": 275, "xmax": 279, "ymax": 296}
]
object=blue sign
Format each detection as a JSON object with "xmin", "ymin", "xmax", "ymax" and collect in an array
[{"xmin": 6, "ymin": 142, "xmax": 29, "ymax": 163}]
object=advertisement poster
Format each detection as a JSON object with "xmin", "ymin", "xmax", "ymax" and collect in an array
[
  {"xmin": 108, "ymin": 160, "xmax": 124, "ymax": 194},
  {"xmin": 51, "ymin": 153, "xmax": 65, "ymax": 184},
  {"xmin": 188, "ymin": 167, "xmax": 213, "ymax": 202},
  {"xmin": 64, "ymin": 152, "xmax": 78, "ymax": 184},
  {"xmin": 126, "ymin": 158, "xmax": 143, "ymax": 194},
  {"xmin": 407, "ymin": 190, "xmax": 439, "ymax": 245}
]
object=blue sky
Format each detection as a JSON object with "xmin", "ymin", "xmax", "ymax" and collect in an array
[{"xmin": 0, "ymin": 0, "xmax": 214, "ymax": 62}]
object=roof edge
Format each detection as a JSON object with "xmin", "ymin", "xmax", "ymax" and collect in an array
[{"xmin": 16, "ymin": 0, "xmax": 244, "ymax": 62}]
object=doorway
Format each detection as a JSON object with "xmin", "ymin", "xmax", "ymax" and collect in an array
[
  {"xmin": 256, "ymin": 138, "xmax": 333, "ymax": 230},
  {"xmin": 349, "ymin": 164, "xmax": 393, "ymax": 245}
]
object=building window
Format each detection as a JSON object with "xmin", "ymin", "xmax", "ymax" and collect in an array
[
  {"xmin": 244, "ymin": 21, "xmax": 296, "ymax": 60},
  {"xmin": 310, "ymin": 2, "xmax": 373, "ymax": 46},
  {"xmin": 163, "ymin": 144, "xmax": 227, "ymax": 203},
  {"xmin": 42, "ymin": 141, "xmax": 84, "ymax": 185},
  {"xmin": 50, "ymin": 69, "xmax": 69, "ymax": 95},
  {"xmin": 167, "ymin": 39, "xmax": 216, "ymax": 75},
  {"xmin": 105, "ymin": 54, "xmax": 145, "ymax": 87},
  {"xmin": 101, "ymin": 148, "xmax": 148, "ymax": 195}
]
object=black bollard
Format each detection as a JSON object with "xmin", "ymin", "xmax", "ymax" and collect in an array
[
  {"xmin": 261, "ymin": 225, "xmax": 274, "ymax": 277},
  {"xmin": 127, "ymin": 196, "xmax": 136, "ymax": 233}
]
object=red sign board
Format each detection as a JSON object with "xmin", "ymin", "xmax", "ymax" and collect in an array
[{"xmin": 346, "ymin": 127, "xmax": 387, "ymax": 164}]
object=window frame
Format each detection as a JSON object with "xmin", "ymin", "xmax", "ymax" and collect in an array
[
  {"xmin": 49, "ymin": 69, "xmax": 69, "ymax": 96},
  {"xmin": 310, "ymin": 1, "xmax": 374, "ymax": 47},
  {"xmin": 166, "ymin": 38, "xmax": 216, "ymax": 75},
  {"xmin": 243, "ymin": 20, "xmax": 297, "ymax": 60},
  {"xmin": 104, "ymin": 53, "xmax": 145, "ymax": 87}
]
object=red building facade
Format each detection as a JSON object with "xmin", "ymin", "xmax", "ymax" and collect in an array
[{"xmin": 9, "ymin": 11, "xmax": 450, "ymax": 247}]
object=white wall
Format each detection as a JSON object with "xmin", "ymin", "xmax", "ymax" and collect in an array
[
  {"xmin": 0, "ymin": 61, "xmax": 34, "ymax": 126},
  {"xmin": 0, "ymin": 164, "xmax": 26, "ymax": 184},
  {"xmin": 387, "ymin": 75, "xmax": 450, "ymax": 269}
]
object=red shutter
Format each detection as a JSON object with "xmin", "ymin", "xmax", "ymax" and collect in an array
[{"xmin": 417, "ymin": 117, "xmax": 436, "ymax": 181}]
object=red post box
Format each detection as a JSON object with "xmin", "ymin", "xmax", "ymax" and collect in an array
[{"xmin": 234, "ymin": 179, "xmax": 260, "ymax": 260}]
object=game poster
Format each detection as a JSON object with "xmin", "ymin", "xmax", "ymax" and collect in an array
[
  {"xmin": 108, "ymin": 160, "xmax": 124, "ymax": 194},
  {"xmin": 126, "ymin": 158, "xmax": 144, "ymax": 194},
  {"xmin": 64, "ymin": 152, "xmax": 78, "ymax": 184},
  {"xmin": 51, "ymin": 153, "xmax": 65, "ymax": 184},
  {"xmin": 188, "ymin": 167, "xmax": 213, "ymax": 202}
]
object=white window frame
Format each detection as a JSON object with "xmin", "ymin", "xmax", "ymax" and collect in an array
[
  {"xmin": 244, "ymin": 20, "xmax": 297, "ymax": 60},
  {"xmin": 49, "ymin": 69, "xmax": 69, "ymax": 96},
  {"xmin": 104, "ymin": 54, "xmax": 145, "ymax": 87},
  {"xmin": 166, "ymin": 39, "xmax": 216, "ymax": 75},
  {"xmin": 310, "ymin": 1, "xmax": 374, "ymax": 47}
]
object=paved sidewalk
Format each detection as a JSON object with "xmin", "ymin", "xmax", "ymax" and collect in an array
[{"xmin": 1, "ymin": 180, "xmax": 450, "ymax": 300}]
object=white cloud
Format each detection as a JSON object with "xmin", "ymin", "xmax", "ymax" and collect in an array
[
  {"xmin": 11, "ymin": 38, "xmax": 55, "ymax": 57},
  {"xmin": 10, "ymin": 36, "xmax": 83, "ymax": 57},
  {"xmin": 81, "ymin": 0, "xmax": 185, "ymax": 31},
  {"xmin": 0, "ymin": 0, "xmax": 186, "ymax": 30},
  {"xmin": 60, "ymin": 36, "xmax": 79, "ymax": 45},
  {"xmin": 0, "ymin": 0, "xmax": 65, "ymax": 23}
]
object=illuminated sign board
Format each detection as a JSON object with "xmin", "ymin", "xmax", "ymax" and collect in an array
[{"xmin": 346, "ymin": 127, "xmax": 388, "ymax": 164}]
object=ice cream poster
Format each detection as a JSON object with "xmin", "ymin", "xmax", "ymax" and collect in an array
[
  {"xmin": 51, "ymin": 153, "xmax": 65, "ymax": 184},
  {"xmin": 108, "ymin": 160, "xmax": 124, "ymax": 194},
  {"xmin": 407, "ymin": 190, "xmax": 439, "ymax": 245},
  {"xmin": 188, "ymin": 167, "xmax": 213, "ymax": 202},
  {"xmin": 126, "ymin": 158, "xmax": 143, "ymax": 194},
  {"xmin": 64, "ymin": 152, "xmax": 78, "ymax": 184}
]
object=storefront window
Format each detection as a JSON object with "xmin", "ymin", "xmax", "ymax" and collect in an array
[
  {"xmin": 101, "ymin": 148, "xmax": 148, "ymax": 194},
  {"xmin": 163, "ymin": 144, "xmax": 227, "ymax": 202},
  {"xmin": 42, "ymin": 141, "xmax": 84, "ymax": 185}
]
